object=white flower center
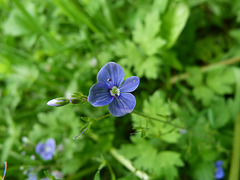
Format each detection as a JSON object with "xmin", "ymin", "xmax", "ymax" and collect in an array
[
  {"xmin": 110, "ymin": 86, "xmax": 120, "ymax": 97},
  {"xmin": 45, "ymin": 146, "xmax": 51, "ymax": 152}
]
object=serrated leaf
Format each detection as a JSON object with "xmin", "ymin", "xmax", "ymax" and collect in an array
[
  {"xmin": 119, "ymin": 137, "xmax": 183, "ymax": 179},
  {"xmin": 132, "ymin": 91, "xmax": 181, "ymax": 143},
  {"xmin": 137, "ymin": 56, "xmax": 161, "ymax": 79},
  {"xmin": 155, "ymin": 151, "xmax": 184, "ymax": 180},
  {"xmin": 206, "ymin": 67, "xmax": 235, "ymax": 95},
  {"xmin": 115, "ymin": 41, "xmax": 160, "ymax": 79},
  {"xmin": 210, "ymin": 98, "xmax": 230, "ymax": 129},
  {"xmin": 114, "ymin": 40, "xmax": 142, "ymax": 68},
  {"xmin": 133, "ymin": 10, "xmax": 166, "ymax": 56},
  {"xmin": 160, "ymin": 1, "xmax": 190, "ymax": 48},
  {"xmin": 193, "ymin": 85, "xmax": 214, "ymax": 106}
]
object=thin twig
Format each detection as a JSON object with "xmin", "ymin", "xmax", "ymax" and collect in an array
[
  {"xmin": 96, "ymin": 113, "xmax": 111, "ymax": 120},
  {"xmin": 133, "ymin": 111, "xmax": 183, "ymax": 129},
  {"xmin": 170, "ymin": 57, "xmax": 240, "ymax": 85}
]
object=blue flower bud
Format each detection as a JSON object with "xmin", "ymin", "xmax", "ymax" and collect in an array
[{"xmin": 47, "ymin": 97, "xmax": 69, "ymax": 107}]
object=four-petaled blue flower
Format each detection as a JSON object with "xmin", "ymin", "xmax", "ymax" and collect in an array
[
  {"xmin": 35, "ymin": 138, "xmax": 56, "ymax": 161},
  {"xmin": 215, "ymin": 160, "xmax": 224, "ymax": 179},
  {"xmin": 88, "ymin": 62, "xmax": 140, "ymax": 117}
]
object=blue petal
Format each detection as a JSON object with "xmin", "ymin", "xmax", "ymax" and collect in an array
[
  {"xmin": 41, "ymin": 152, "xmax": 54, "ymax": 161},
  {"xmin": 108, "ymin": 93, "xmax": 136, "ymax": 117},
  {"xmin": 215, "ymin": 160, "xmax": 223, "ymax": 167},
  {"xmin": 215, "ymin": 167, "xmax": 225, "ymax": 179},
  {"xmin": 119, "ymin": 76, "xmax": 139, "ymax": 93},
  {"xmin": 35, "ymin": 143, "xmax": 45, "ymax": 154},
  {"xmin": 88, "ymin": 83, "xmax": 114, "ymax": 107},
  {"xmin": 46, "ymin": 138, "xmax": 56, "ymax": 151},
  {"xmin": 97, "ymin": 62, "xmax": 125, "ymax": 87}
]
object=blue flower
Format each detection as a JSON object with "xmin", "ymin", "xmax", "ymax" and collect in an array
[
  {"xmin": 35, "ymin": 138, "xmax": 56, "ymax": 161},
  {"xmin": 26, "ymin": 168, "xmax": 37, "ymax": 180},
  {"xmin": 27, "ymin": 172, "xmax": 37, "ymax": 180},
  {"xmin": 215, "ymin": 160, "xmax": 224, "ymax": 179},
  {"xmin": 88, "ymin": 62, "xmax": 140, "ymax": 117}
]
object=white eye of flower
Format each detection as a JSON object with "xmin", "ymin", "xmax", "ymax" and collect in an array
[{"xmin": 110, "ymin": 86, "xmax": 120, "ymax": 97}]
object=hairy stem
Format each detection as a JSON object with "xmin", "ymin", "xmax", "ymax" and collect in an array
[
  {"xmin": 133, "ymin": 111, "xmax": 184, "ymax": 129},
  {"xmin": 109, "ymin": 148, "xmax": 150, "ymax": 180},
  {"xmin": 170, "ymin": 57, "xmax": 240, "ymax": 85}
]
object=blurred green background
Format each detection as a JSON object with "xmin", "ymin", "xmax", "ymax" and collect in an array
[{"xmin": 1, "ymin": 0, "xmax": 240, "ymax": 179}]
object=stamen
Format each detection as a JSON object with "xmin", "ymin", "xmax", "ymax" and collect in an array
[
  {"xmin": 107, "ymin": 78, "xmax": 111, "ymax": 81},
  {"xmin": 110, "ymin": 86, "xmax": 120, "ymax": 97}
]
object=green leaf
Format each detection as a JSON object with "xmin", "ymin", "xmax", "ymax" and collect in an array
[
  {"xmin": 155, "ymin": 151, "xmax": 184, "ymax": 180},
  {"xmin": 1, "ymin": 108, "xmax": 20, "ymax": 162},
  {"xmin": 133, "ymin": 10, "xmax": 166, "ymax": 56},
  {"xmin": 161, "ymin": 50, "xmax": 183, "ymax": 70},
  {"xmin": 3, "ymin": 8, "xmax": 33, "ymax": 36},
  {"xmin": 94, "ymin": 171, "xmax": 101, "ymax": 180},
  {"xmin": 137, "ymin": 56, "xmax": 162, "ymax": 79},
  {"xmin": 119, "ymin": 137, "xmax": 183, "ymax": 179},
  {"xmin": 193, "ymin": 85, "xmax": 214, "ymax": 106},
  {"xmin": 206, "ymin": 67, "xmax": 235, "ymax": 95},
  {"xmin": 209, "ymin": 98, "xmax": 231, "ymax": 129},
  {"xmin": 193, "ymin": 162, "xmax": 214, "ymax": 180},
  {"xmin": 44, "ymin": 171, "xmax": 57, "ymax": 180},
  {"xmin": 160, "ymin": 1, "xmax": 190, "ymax": 48},
  {"xmin": 114, "ymin": 40, "xmax": 161, "ymax": 79},
  {"xmin": 132, "ymin": 91, "xmax": 181, "ymax": 143}
]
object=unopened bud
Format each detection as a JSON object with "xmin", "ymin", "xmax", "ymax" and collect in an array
[
  {"xmin": 69, "ymin": 98, "xmax": 81, "ymax": 104},
  {"xmin": 47, "ymin": 97, "xmax": 69, "ymax": 107}
]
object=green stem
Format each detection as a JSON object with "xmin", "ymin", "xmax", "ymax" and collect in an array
[
  {"xmin": 105, "ymin": 161, "xmax": 116, "ymax": 180},
  {"xmin": 133, "ymin": 111, "xmax": 184, "ymax": 129},
  {"xmin": 69, "ymin": 165, "xmax": 99, "ymax": 179},
  {"xmin": 109, "ymin": 148, "xmax": 150, "ymax": 180},
  {"xmin": 229, "ymin": 112, "xmax": 240, "ymax": 180},
  {"xmin": 170, "ymin": 57, "xmax": 240, "ymax": 85},
  {"xmin": 96, "ymin": 113, "xmax": 111, "ymax": 120}
]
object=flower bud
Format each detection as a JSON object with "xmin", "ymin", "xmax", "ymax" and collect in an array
[
  {"xmin": 69, "ymin": 98, "xmax": 81, "ymax": 104},
  {"xmin": 47, "ymin": 97, "xmax": 69, "ymax": 107}
]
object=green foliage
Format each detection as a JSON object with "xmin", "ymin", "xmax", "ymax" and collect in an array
[
  {"xmin": 132, "ymin": 91, "xmax": 182, "ymax": 143},
  {"xmin": 160, "ymin": 0, "xmax": 190, "ymax": 48},
  {"xmin": 119, "ymin": 137, "xmax": 183, "ymax": 180},
  {"xmin": 0, "ymin": 0, "xmax": 239, "ymax": 179}
]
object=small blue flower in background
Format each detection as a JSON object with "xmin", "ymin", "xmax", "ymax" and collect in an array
[
  {"xmin": 88, "ymin": 62, "xmax": 140, "ymax": 117},
  {"xmin": 27, "ymin": 172, "xmax": 37, "ymax": 180},
  {"xmin": 26, "ymin": 168, "xmax": 37, "ymax": 180},
  {"xmin": 215, "ymin": 160, "xmax": 225, "ymax": 179},
  {"xmin": 35, "ymin": 138, "xmax": 56, "ymax": 161}
]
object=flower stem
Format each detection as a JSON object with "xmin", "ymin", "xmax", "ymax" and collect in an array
[
  {"xmin": 229, "ymin": 111, "xmax": 240, "ymax": 180},
  {"xmin": 96, "ymin": 113, "xmax": 111, "ymax": 120},
  {"xmin": 132, "ymin": 111, "xmax": 184, "ymax": 129},
  {"xmin": 109, "ymin": 148, "xmax": 150, "ymax": 180}
]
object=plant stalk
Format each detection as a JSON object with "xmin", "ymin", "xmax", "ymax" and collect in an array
[
  {"xmin": 109, "ymin": 148, "xmax": 150, "ymax": 180},
  {"xmin": 229, "ymin": 112, "xmax": 240, "ymax": 180}
]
